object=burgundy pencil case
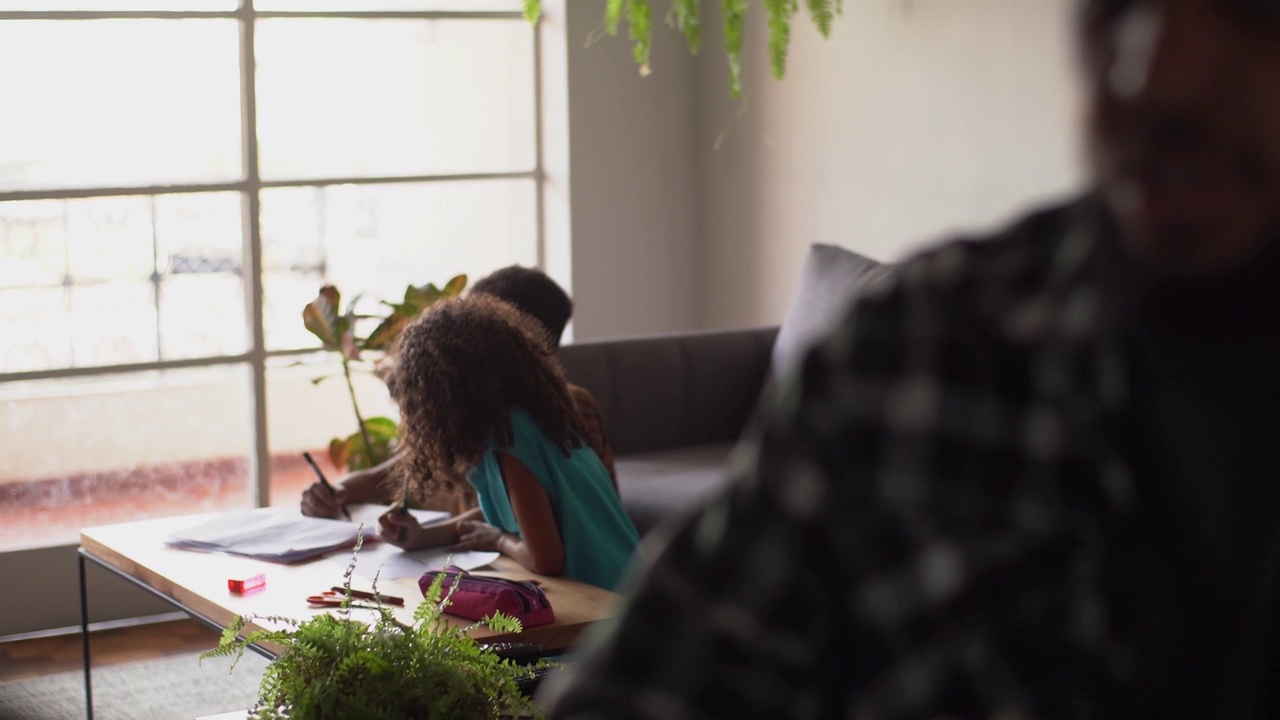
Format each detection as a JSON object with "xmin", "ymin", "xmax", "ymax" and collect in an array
[{"xmin": 418, "ymin": 565, "xmax": 556, "ymax": 628}]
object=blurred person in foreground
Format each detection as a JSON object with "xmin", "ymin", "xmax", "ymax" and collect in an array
[{"xmin": 545, "ymin": 0, "xmax": 1280, "ymax": 717}]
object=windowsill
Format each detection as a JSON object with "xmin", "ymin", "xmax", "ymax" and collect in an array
[{"xmin": 0, "ymin": 452, "xmax": 321, "ymax": 553}]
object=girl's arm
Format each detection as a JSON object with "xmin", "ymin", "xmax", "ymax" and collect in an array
[
  {"xmin": 451, "ymin": 451, "xmax": 565, "ymax": 576},
  {"xmin": 379, "ymin": 506, "xmax": 484, "ymax": 550}
]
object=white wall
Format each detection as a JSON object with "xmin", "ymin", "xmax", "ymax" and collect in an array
[
  {"xmin": 698, "ymin": 0, "xmax": 1087, "ymax": 329},
  {"xmin": 559, "ymin": 1, "xmax": 703, "ymax": 339}
]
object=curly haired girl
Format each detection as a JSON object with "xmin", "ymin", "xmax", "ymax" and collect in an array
[{"xmin": 377, "ymin": 295, "xmax": 639, "ymax": 591}]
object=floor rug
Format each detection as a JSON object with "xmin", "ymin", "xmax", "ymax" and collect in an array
[{"xmin": 0, "ymin": 651, "xmax": 268, "ymax": 720}]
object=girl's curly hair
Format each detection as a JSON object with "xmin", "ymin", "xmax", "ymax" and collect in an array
[{"xmin": 385, "ymin": 295, "xmax": 583, "ymax": 502}]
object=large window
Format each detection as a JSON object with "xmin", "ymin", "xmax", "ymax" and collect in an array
[{"xmin": 0, "ymin": 0, "xmax": 539, "ymax": 551}]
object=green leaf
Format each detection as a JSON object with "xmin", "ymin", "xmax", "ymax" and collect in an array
[
  {"xmin": 362, "ymin": 416, "xmax": 399, "ymax": 443},
  {"xmin": 523, "ymin": 0, "xmax": 540, "ymax": 23},
  {"xmin": 765, "ymin": 0, "xmax": 799, "ymax": 80},
  {"xmin": 440, "ymin": 273, "xmax": 468, "ymax": 298},
  {"xmin": 302, "ymin": 286, "xmax": 341, "ymax": 349},
  {"xmin": 340, "ymin": 419, "xmax": 399, "ymax": 471},
  {"xmin": 363, "ymin": 279, "xmax": 459, "ymax": 352},
  {"xmin": 402, "ymin": 282, "xmax": 443, "ymax": 310},
  {"xmin": 361, "ymin": 313, "xmax": 411, "ymax": 353},
  {"xmin": 482, "ymin": 611, "xmax": 523, "ymax": 635},
  {"xmin": 605, "ymin": 0, "xmax": 624, "ymax": 35},
  {"xmin": 721, "ymin": 0, "xmax": 749, "ymax": 98},
  {"xmin": 328, "ymin": 437, "xmax": 349, "ymax": 470},
  {"xmin": 628, "ymin": 0, "xmax": 653, "ymax": 73},
  {"xmin": 670, "ymin": 0, "xmax": 701, "ymax": 54},
  {"xmin": 806, "ymin": 0, "xmax": 834, "ymax": 37}
]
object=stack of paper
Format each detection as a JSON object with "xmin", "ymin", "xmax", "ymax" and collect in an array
[
  {"xmin": 166, "ymin": 509, "xmax": 373, "ymax": 564},
  {"xmin": 165, "ymin": 505, "xmax": 451, "ymax": 564}
]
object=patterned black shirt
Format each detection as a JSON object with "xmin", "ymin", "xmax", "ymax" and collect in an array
[{"xmin": 541, "ymin": 197, "xmax": 1280, "ymax": 719}]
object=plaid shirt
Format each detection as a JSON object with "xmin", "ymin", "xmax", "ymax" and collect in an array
[{"xmin": 545, "ymin": 198, "xmax": 1163, "ymax": 720}]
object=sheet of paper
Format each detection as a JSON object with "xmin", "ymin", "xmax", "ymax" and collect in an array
[
  {"xmin": 166, "ymin": 508, "xmax": 370, "ymax": 564},
  {"xmin": 344, "ymin": 503, "xmax": 449, "ymax": 532},
  {"xmin": 333, "ymin": 541, "xmax": 500, "ymax": 581}
]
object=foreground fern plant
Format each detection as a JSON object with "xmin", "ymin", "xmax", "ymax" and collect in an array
[
  {"xmin": 201, "ymin": 537, "xmax": 547, "ymax": 720},
  {"xmin": 524, "ymin": 0, "xmax": 844, "ymax": 98}
]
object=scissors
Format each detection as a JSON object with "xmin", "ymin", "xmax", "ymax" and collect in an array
[{"xmin": 306, "ymin": 588, "xmax": 404, "ymax": 607}]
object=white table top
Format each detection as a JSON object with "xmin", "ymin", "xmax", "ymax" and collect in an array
[{"xmin": 81, "ymin": 509, "xmax": 619, "ymax": 654}]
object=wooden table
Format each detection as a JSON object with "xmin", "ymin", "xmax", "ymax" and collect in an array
[{"xmin": 78, "ymin": 510, "xmax": 619, "ymax": 720}]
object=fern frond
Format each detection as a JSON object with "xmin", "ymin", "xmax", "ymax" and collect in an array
[
  {"xmin": 628, "ymin": 0, "xmax": 653, "ymax": 74},
  {"xmin": 806, "ymin": 0, "xmax": 834, "ymax": 37},
  {"xmin": 721, "ymin": 0, "xmax": 749, "ymax": 98},
  {"xmin": 484, "ymin": 611, "xmax": 524, "ymax": 635},
  {"xmin": 606, "ymin": 0, "xmax": 625, "ymax": 35},
  {"xmin": 670, "ymin": 0, "xmax": 701, "ymax": 54},
  {"xmin": 765, "ymin": 0, "xmax": 798, "ymax": 80},
  {"xmin": 523, "ymin": 0, "xmax": 541, "ymax": 23}
]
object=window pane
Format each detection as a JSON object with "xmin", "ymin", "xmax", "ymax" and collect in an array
[
  {"xmin": 0, "ymin": 193, "xmax": 247, "ymax": 372},
  {"xmin": 0, "ymin": 366, "xmax": 253, "ymax": 551},
  {"xmin": 160, "ymin": 275, "xmax": 246, "ymax": 358},
  {"xmin": 0, "ymin": 20, "xmax": 241, "ymax": 192},
  {"xmin": 65, "ymin": 196, "xmax": 153, "ymax": 282},
  {"xmin": 0, "ymin": 288, "xmax": 72, "ymax": 372},
  {"xmin": 70, "ymin": 282, "xmax": 158, "ymax": 366},
  {"xmin": 260, "ymin": 179, "xmax": 537, "ymax": 350},
  {"xmin": 0, "ymin": 1, "xmax": 234, "ymax": 8},
  {"xmin": 255, "ymin": 19, "xmax": 535, "ymax": 180},
  {"xmin": 156, "ymin": 192, "xmax": 247, "ymax": 359},
  {"xmin": 0, "ymin": 200, "xmax": 66, "ymax": 289},
  {"xmin": 264, "ymin": 356, "xmax": 398, "ymax": 507},
  {"xmin": 255, "ymin": 0, "xmax": 520, "ymax": 10}
]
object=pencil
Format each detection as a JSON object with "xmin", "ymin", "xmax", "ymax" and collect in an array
[
  {"xmin": 398, "ymin": 471, "xmax": 413, "ymax": 542},
  {"xmin": 303, "ymin": 451, "xmax": 351, "ymax": 520},
  {"xmin": 332, "ymin": 586, "xmax": 404, "ymax": 606}
]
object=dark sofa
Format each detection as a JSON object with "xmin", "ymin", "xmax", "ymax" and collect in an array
[
  {"xmin": 557, "ymin": 243, "xmax": 895, "ymax": 537},
  {"xmin": 557, "ymin": 327, "xmax": 777, "ymax": 536}
]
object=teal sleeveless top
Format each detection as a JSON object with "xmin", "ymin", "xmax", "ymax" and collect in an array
[{"xmin": 468, "ymin": 408, "xmax": 640, "ymax": 591}]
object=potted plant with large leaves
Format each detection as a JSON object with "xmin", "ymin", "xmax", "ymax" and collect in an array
[
  {"xmin": 302, "ymin": 275, "xmax": 467, "ymax": 473},
  {"xmin": 203, "ymin": 537, "xmax": 548, "ymax": 719}
]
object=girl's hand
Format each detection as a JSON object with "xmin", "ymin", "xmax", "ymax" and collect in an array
[
  {"xmin": 379, "ymin": 509, "xmax": 430, "ymax": 550},
  {"xmin": 449, "ymin": 520, "xmax": 506, "ymax": 552},
  {"xmin": 301, "ymin": 482, "xmax": 347, "ymax": 519}
]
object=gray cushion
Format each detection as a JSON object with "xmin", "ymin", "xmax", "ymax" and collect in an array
[
  {"xmin": 614, "ymin": 443, "xmax": 735, "ymax": 536},
  {"xmin": 771, "ymin": 244, "xmax": 895, "ymax": 383}
]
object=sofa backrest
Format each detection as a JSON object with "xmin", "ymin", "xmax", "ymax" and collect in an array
[{"xmin": 557, "ymin": 327, "xmax": 779, "ymax": 455}]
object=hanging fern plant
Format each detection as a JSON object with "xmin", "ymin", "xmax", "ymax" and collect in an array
[{"xmin": 523, "ymin": 0, "xmax": 843, "ymax": 98}]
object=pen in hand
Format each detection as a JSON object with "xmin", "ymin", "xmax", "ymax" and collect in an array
[
  {"xmin": 397, "ymin": 471, "xmax": 413, "ymax": 543},
  {"xmin": 303, "ymin": 451, "xmax": 351, "ymax": 521}
]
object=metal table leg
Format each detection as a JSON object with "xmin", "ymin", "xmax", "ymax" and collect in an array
[{"xmin": 79, "ymin": 551, "xmax": 94, "ymax": 720}]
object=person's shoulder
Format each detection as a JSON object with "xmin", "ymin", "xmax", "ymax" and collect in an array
[
  {"xmin": 854, "ymin": 196, "xmax": 1092, "ymax": 323},
  {"xmin": 901, "ymin": 197, "xmax": 1084, "ymax": 292}
]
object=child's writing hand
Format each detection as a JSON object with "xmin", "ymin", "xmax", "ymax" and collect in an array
[
  {"xmin": 301, "ymin": 482, "xmax": 348, "ymax": 519},
  {"xmin": 449, "ymin": 520, "xmax": 505, "ymax": 553},
  {"xmin": 378, "ymin": 509, "xmax": 428, "ymax": 550}
]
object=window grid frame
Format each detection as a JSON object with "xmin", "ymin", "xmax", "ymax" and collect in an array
[{"xmin": 0, "ymin": 0, "xmax": 544, "ymax": 509}]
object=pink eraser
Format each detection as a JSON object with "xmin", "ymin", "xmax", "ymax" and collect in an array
[{"xmin": 228, "ymin": 573, "xmax": 266, "ymax": 594}]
